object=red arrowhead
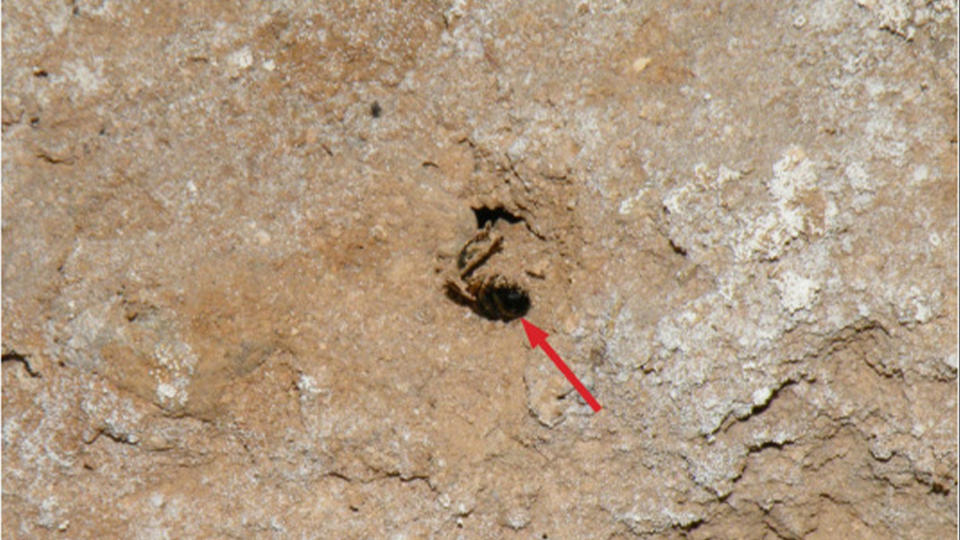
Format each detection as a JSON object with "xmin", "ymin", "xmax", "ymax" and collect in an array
[
  {"xmin": 521, "ymin": 318, "xmax": 549, "ymax": 349},
  {"xmin": 520, "ymin": 318, "xmax": 602, "ymax": 412}
]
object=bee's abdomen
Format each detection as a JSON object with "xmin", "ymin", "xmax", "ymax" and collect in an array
[{"xmin": 475, "ymin": 279, "xmax": 530, "ymax": 321}]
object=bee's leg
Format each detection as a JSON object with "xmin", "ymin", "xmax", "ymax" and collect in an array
[
  {"xmin": 459, "ymin": 233, "xmax": 502, "ymax": 279},
  {"xmin": 444, "ymin": 279, "xmax": 476, "ymax": 307},
  {"xmin": 457, "ymin": 223, "xmax": 496, "ymax": 270},
  {"xmin": 460, "ymin": 223, "xmax": 491, "ymax": 254}
]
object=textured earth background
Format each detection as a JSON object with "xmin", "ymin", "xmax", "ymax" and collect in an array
[{"xmin": 2, "ymin": 1, "xmax": 958, "ymax": 538}]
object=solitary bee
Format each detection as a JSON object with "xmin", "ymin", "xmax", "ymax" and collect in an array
[{"xmin": 444, "ymin": 224, "xmax": 531, "ymax": 321}]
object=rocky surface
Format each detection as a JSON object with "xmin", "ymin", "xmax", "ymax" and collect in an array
[{"xmin": 2, "ymin": 1, "xmax": 957, "ymax": 538}]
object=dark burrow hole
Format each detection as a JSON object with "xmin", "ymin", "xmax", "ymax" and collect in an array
[{"xmin": 472, "ymin": 205, "xmax": 523, "ymax": 229}]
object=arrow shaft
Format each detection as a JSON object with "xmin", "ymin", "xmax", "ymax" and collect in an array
[{"xmin": 539, "ymin": 342, "xmax": 602, "ymax": 412}]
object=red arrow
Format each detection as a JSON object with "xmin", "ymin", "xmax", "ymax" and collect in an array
[{"xmin": 521, "ymin": 318, "xmax": 602, "ymax": 412}]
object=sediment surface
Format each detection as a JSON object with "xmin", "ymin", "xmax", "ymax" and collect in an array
[{"xmin": 3, "ymin": 1, "xmax": 957, "ymax": 537}]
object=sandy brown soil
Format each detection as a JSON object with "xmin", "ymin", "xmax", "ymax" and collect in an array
[{"xmin": 3, "ymin": 1, "xmax": 957, "ymax": 538}]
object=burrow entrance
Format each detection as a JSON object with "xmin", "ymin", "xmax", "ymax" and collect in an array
[{"xmin": 472, "ymin": 205, "xmax": 524, "ymax": 229}]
